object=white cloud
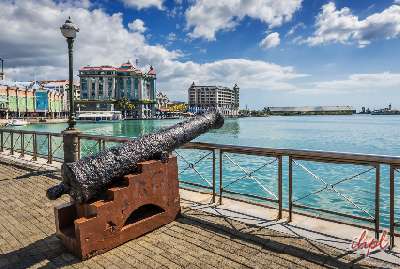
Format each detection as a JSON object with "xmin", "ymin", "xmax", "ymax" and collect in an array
[
  {"xmin": 0, "ymin": 0, "xmax": 178, "ymax": 80},
  {"xmin": 312, "ymin": 72, "xmax": 400, "ymax": 92},
  {"xmin": 0, "ymin": 0, "xmax": 306, "ymax": 102},
  {"xmin": 120, "ymin": 0, "xmax": 164, "ymax": 10},
  {"xmin": 286, "ymin": 22, "xmax": 305, "ymax": 36},
  {"xmin": 185, "ymin": 0, "xmax": 302, "ymax": 40},
  {"xmin": 128, "ymin": 19, "xmax": 146, "ymax": 33},
  {"xmin": 305, "ymin": 2, "xmax": 400, "ymax": 47},
  {"xmin": 158, "ymin": 58, "xmax": 306, "ymax": 95},
  {"xmin": 293, "ymin": 72, "xmax": 400, "ymax": 98},
  {"xmin": 259, "ymin": 32, "xmax": 280, "ymax": 49}
]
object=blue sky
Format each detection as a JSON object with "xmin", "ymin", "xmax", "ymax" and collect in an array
[{"xmin": 1, "ymin": 0, "xmax": 400, "ymax": 110}]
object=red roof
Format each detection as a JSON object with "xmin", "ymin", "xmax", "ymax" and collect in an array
[
  {"xmin": 80, "ymin": 66, "xmax": 116, "ymax": 71},
  {"xmin": 79, "ymin": 62, "xmax": 147, "ymax": 75}
]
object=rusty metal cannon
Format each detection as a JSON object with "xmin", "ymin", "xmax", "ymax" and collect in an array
[
  {"xmin": 47, "ymin": 111, "xmax": 224, "ymax": 203},
  {"xmin": 48, "ymin": 111, "xmax": 224, "ymax": 259}
]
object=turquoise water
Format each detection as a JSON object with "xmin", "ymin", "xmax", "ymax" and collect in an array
[{"xmin": 6, "ymin": 115, "xmax": 400, "ymax": 229}]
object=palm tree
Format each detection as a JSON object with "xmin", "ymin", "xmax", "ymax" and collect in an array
[{"xmin": 117, "ymin": 97, "xmax": 135, "ymax": 118}]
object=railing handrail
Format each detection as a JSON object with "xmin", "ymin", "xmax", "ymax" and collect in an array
[
  {"xmin": 2, "ymin": 127, "xmax": 400, "ymax": 165},
  {"xmin": 184, "ymin": 142, "xmax": 400, "ymax": 165},
  {"xmin": 2, "ymin": 127, "xmax": 400, "ymax": 248},
  {"xmin": 0, "ymin": 128, "xmax": 63, "ymax": 137}
]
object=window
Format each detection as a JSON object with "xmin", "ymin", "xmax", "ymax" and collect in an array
[
  {"xmin": 91, "ymin": 78, "xmax": 96, "ymax": 98},
  {"xmin": 127, "ymin": 78, "xmax": 132, "ymax": 99},
  {"xmin": 81, "ymin": 78, "xmax": 88, "ymax": 99},
  {"xmin": 98, "ymin": 77, "xmax": 104, "ymax": 99},
  {"xmin": 108, "ymin": 78, "xmax": 113, "ymax": 98},
  {"xmin": 133, "ymin": 78, "xmax": 139, "ymax": 100}
]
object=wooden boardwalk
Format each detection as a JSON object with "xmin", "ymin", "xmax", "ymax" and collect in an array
[{"xmin": 0, "ymin": 158, "xmax": 396, "ymax": 269}]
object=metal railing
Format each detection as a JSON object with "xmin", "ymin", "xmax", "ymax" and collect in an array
[{"xmin": 1, "ymin": 128, "xmax": 400, "ymax": 248}]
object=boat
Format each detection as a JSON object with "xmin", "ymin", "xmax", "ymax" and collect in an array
[
  {"xmin": 77, "ymin": 111, "xmax": 123, "ymax": 122},
  {"xmin": 6, "ymin": 119, "xmax": 29, "ymax": 126}
]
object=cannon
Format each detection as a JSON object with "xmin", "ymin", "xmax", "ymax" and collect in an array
[{"xmin": 47, "ymin": 111, "xmax": 224, "ymax": 203}]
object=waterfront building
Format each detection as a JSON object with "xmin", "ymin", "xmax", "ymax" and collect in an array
[
  {"xmin": 0, "ymin": 81, "xmax": 36, "ymax": 118},
  {"xmin": 188, "ymin": 82, "xmax": 240, "ymax": 116},
  {"xmin": 371, "ymin": 104, "xmax": 400, "ymax": 115},
  {"xmin": 265, "ymin": 106, "xmax": 356, "ymax": 116},
  {"xmin": 0, "ymin": 80, "xmax": 66, "ymax": 118},
  {"xmin": 156, "ymin": 91, "xmax": 169, "ymax": 110},
  {"xmin": 78, "ymin": 61, "xmax": 157, "ymax": 118},
  {"xmin": 155, "ymin": 91, "xmax": 170, "ymax": 117},
  {"xmin": 40, "ymin": 80, "xmax": 80, "ymax": 113},
  {"xmin": 0, "ymin": 85, "xmax": 9, "ymax": 118},
  {"xmin": 35, "ymin": 89, "xmax": 64, "ymax": 118},
  {"xmin": 359, "ymin": 106, "xmax": 371, "ymax": 114}
]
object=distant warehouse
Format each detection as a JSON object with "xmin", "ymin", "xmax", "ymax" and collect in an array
[{"xmin": 265, "ymin": 106, "xmax": 356, "ymax": 116}]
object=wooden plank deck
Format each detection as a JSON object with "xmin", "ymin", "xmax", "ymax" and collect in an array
[{"xmin": 0, "ymin": 158, "xmax": 396, "ymax": 269}]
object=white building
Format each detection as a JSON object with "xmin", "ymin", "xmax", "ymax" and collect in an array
[
  {"xmin": 78, "ymin": 62, "xmax": 157, "ymax": 118},
  {"xmin": 188, "ymin": 82, "xmax": 239, "ymax": 116}
]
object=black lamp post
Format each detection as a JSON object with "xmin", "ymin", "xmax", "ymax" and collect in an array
[
  {"xmin": 0, "ymin": 58, "xmax": 4, "ymax": 80},
  {"xmin": 60, "ymin": 17, "xmax": 79, "ymax": 130},
  {"xmin": 60, "ymin": 17, "xmax": 81, "ymax": 163}
]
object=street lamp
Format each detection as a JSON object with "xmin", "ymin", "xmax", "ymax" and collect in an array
[
  {"xmin": 0, "ymin": 58, "xmax": 4, "ymax": 80},
  {"xmin": 60, "ymin": 16, "xmax": 79, "ymax": 130},
  {"xmin": 60, "ymin": 17, "xmax": 80, "ymax": 163}
]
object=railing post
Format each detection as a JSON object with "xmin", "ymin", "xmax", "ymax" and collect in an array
[
  {"xmin": 78, "ymin": 137, "xmax": 81, "ymax": 160},
  {"xmin": 32, "ymin": 134, "xmax": 37, "ymax": 161},
  {"xmin": 219, "ymin": 150, "xmax": 223, "ymax": 205},
  {"xmin": 375, "ymin": 163, "xmax": 380, "ymax": 240},
  {"xmin": 212, "ymin": 149, "xmax": 216, "ymax": 204},
  {"xmin": 102, "ymin": 140, "xmax": 106, "ymax": 151},
  {"xmin": 390, "ymin": 165, "xmax": 395, "ymax": 249},
  {"xmin": 98, "ymin": 139, "xmax": 102, "ymax": 152},
  {"xmin": 288, "ymin": 156, "xmax": 293, "ymax": 222},
  {"xmin": 0, "ymin": 130, "xmax": 3, "ymax": 152},
  {"xmin": 63, "ymin": 129, "xmax": 81, "ymax": 163},
  {"xmin": 10, "ymin": 132, "xmax": 14, "ymax": 155},
  {"xmin": 20, "ymin": 132, "xmax": 24, "ymax": 157},
  {"xmin": 47, "ymin": 134, "xmax": 52, "ymax": 164},
  {"xmin": 278, "ymin": 155, "xmax": 282, "ymax": 219}
]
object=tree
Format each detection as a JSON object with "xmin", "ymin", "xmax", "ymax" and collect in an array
[{"xmin": 116, "ymin": 97, "xmax": 135, "ymax": 118}]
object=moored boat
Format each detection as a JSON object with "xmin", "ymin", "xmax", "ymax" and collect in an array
[
  {"xmin": 6, "ymin": 119, "xmax": 29, "ymax": 126},
  {"xmin": 77, "ymin": 111, "xmax": 123, "ymax": 122}
]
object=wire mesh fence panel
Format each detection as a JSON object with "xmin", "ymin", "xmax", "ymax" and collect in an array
[
  {"xmin": 174, "ymin": 148, "xmax": 215, "ymax": 191},
  {"xmin": 390, "ymin": 167, "xmax": 400, "ymax": 243},
  {"xmin": 20, "ymin": 133, "xmax": 35, "ymax": 156},
  {"xmin": 11, "ymin": 132, "xmax": 22, "ymax": 154},
  {"xmin": 221, "ymin": 152, "xmax": 279, "ymax": 205},
  {"xmin": 79, "ymin": 139, "xmax": 102, "ymax": 159},
  {"xmin": 1, "ymin": 131, "xmax": 12, "ymax": 150},
  {"xmin": 51, "ymin": 136, "xmax": 64, "ymax": 161},
  {"xmin": 291, "ymin": 159, "xmax": 377, "ymax": 226},
  {"xmin": 35, "ymin": 134, "xmax": 50, "ymax": 159}
]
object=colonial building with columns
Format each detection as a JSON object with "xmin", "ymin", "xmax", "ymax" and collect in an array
[
  {"xmin": 78, "ymin": 61, "xmax": 156, "ymax": 118},
  {"xmin": 188, "ymin": 83, "xmax": 240, "ymax": 117}
]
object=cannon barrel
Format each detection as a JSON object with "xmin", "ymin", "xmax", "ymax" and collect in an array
[{"xmin": 47, "ymin": 111, "xmax": 224, "ymax": 203}]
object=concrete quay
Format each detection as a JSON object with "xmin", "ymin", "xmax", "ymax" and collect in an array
[{"xmin": 0, "ymin": 156, "xmax": 399, "ymax": 268}]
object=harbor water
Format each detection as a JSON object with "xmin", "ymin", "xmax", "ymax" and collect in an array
[{"xmin": 7, "ymin": 115, "xmax": 400, "ymax": 229}]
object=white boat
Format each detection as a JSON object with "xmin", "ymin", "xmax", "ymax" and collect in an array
[
  {"xmin": 6, "ymin": 119, "xmax": 29, "ymax": 126},
  {"xmin": 77, "ymin": 111, "xmax": 123, "ymax": 122}
]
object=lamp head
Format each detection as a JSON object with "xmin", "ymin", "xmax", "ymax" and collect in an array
[{"xmin": 60, "ymin": 16, "xmax": 79, "ymax": 39}]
